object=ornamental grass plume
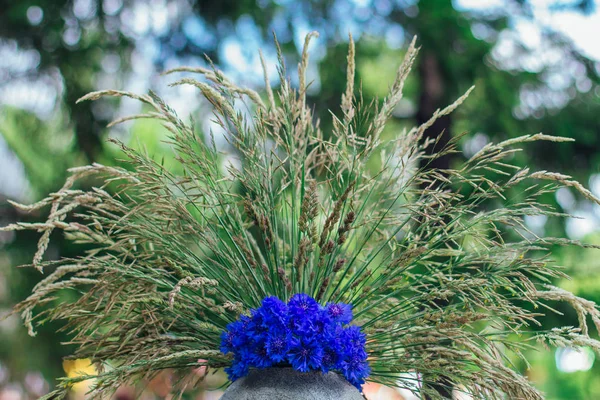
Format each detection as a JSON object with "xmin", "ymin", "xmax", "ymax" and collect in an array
[{"xmin": 3, "ymin": 32, "xmax": 600, "ymax": 399}]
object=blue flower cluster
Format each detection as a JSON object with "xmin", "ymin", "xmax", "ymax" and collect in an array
[{"xmin": 220, "ymin": 294, "xmax": 370, "ymax": 389}]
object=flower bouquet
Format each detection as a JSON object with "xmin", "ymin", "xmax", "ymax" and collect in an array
[
  {"xmin": 219, "ymin": 295, "xmax": 367, "ymax": 399},
  {"xmin": 4, "ymin": 32, "xmax": 600, "ymax": 399}
]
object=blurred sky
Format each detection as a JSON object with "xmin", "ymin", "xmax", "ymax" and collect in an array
[{"xmin": 456, "ymin": 0, "xmax": 600, "ymax": 61}]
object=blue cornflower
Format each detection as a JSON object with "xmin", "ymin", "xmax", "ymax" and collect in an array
[
  {"xmin": 326, "ymin": 302, "xmax": 353, "ymax": 325},
  {"xmin": 227, "ymin": 316, "xmax": 252, "ymax": 347},
  {"xmin": 225, "ymin": 360, "xmax": 249, "ymax": 381},
  {"xmin": 225, "ymin": 349, "xmax": 252, "ymax": 381},
  {"xmin": 288, "ymin": 293, "xmax": 320, "ymax": 332},
  {"xmin": 220, "ymin": 330, "xmax": 235, "ymax": 355},
  {"xmin": 258, "ymin": 296, "xmax": 288, "ymax": 328},
  {"xmin": 288, "ymin": 337, "xmax": 323, "ymax": 372},
  {"xmin": 250, "ymin": 341, "xmax": 274, "ymax": 368},
  {"xmin": 288, "ymin": 293, "xmax": 319, "ymax": 318},
  {"xmin": 265, "ymin": 330, "xmax": 290, "ymax": 362},
  {"xmin": 340, "ymin": 325, "xmax": 367, "ymax": 352},
  {"xmin": 340, "ymin": 351, "xmax": 370, "ymax": 389},
  {"xmin": 321, "ymin": 348, "xmax": 340, "ymax": 372},
  {"xmin": 247, "ymin": 310, "xmax": 268, "ymax": 337},
  {"xmin": 309, "ymin": 307, "xmax": 333, "ymax": 335},
  {"xmin": 320, "ymin": 326, "xmax": 344, "ymax": 371}
]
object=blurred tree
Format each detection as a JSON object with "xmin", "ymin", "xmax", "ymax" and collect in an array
[
  {"xmin": 159, "ymin": 0, "xmax": 599, "ymax": 175},
  {"xmin": 0, "ymin": 0, "xmax": 133, "ymax": 161},
  {"xmin": 3, "ymin": 0, "xmax": 597, "ymax": 174},
  {"xmin": 1, "ymin": 0, "xmax": 599, "ymax": 398}
]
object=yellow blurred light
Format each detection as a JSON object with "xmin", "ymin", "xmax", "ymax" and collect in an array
[{"xmin": 62, "ymin": 359, "xmax": 97, "ymax": 395}]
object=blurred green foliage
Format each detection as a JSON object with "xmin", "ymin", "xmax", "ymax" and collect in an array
[{"xmin": 1, "ymin": 0, "xmax": 599, "ymax": 398}]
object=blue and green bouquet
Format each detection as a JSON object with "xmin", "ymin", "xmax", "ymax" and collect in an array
[
  {"xmin": 5, "ymin": 32, "xmax": 600, "ymax": 400},
  {"xmin": 221, "ymin": 294, "xmax": 369, "ymax": 388}
]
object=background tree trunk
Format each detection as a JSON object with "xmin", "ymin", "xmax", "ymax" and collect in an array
[{"xmin": 417, "ymin": 51, "xmax": 452, "ymax": 172}]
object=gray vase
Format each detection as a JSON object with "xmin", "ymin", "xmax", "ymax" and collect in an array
[{"xmin": 220, "ymin": 367, "xmax": 364, "ymax": 400}]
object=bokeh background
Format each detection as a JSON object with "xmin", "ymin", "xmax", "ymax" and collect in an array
[{"xmin": 1, "ymin": 0, "xmax": 600, "ymax": 399}]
